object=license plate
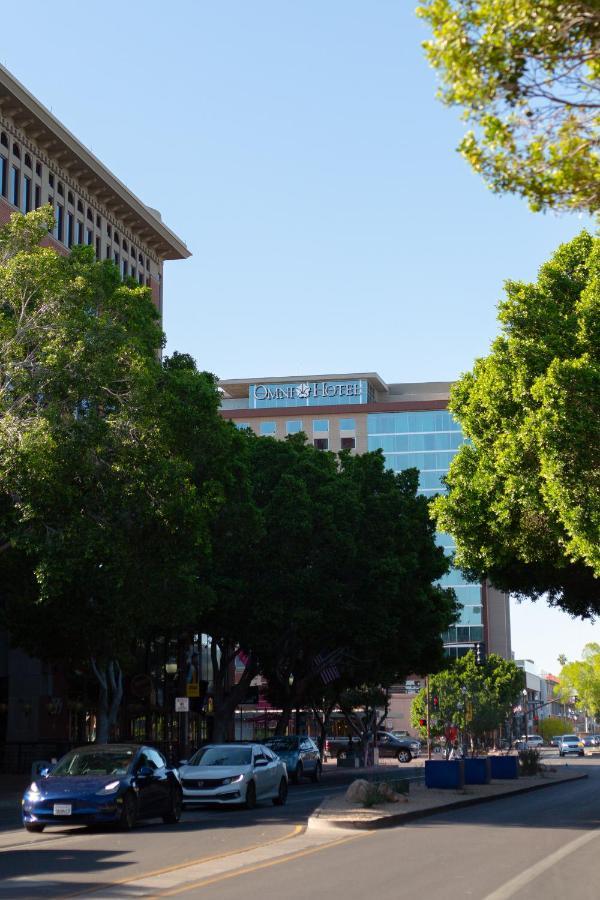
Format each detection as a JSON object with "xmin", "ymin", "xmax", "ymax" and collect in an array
[{"xmin": 53, "ymin": 804, "xmax": 72, "ymax": 816}]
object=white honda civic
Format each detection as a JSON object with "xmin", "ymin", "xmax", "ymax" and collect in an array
[{"xmin": 179, "ymin": 743, "xmax": 288, "ymax": 809}]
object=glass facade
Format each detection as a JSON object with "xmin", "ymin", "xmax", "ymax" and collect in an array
[
  {"xmin": 249, "ymin": 379, "xmax": 373, "ymax": 409},
  {"xmin": 368, "ymin": 409, "xmax": 481, "ymax": 649}
]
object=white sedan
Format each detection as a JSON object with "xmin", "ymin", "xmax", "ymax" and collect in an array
[{"xmin": 179, "ymin": 743, "xmax": 288, "ymax": 809}]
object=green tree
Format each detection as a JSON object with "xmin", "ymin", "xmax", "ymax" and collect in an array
[
  {"xmin": 555, "ymin": 643, "xmax": 600, "ymax": 719},
  {"xmin": 537, "ymin": 716, "xmax": 571, "ymax": 743},
  {"xmin": 432, "ymin": 232, "xmax": 600, "ymax": 616},
  {"xmin": 0, "ymin": 209, "xmax": 209, "ymax": 741},
  {"xmin": 417, "ymin": 0, "xmax": 600, "ymax": 214},
  {"xmin": 411, "ymin": 652, "xmax": 525, "ymax": 748}
]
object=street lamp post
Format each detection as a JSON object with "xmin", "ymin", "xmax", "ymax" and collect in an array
[
  {"xmin": 165, "ymin": 659, "xmax": 177, "ymax": 762},
  {"xmin": 522, "ymin": 688, "xmax": 528, "ymax": 738}
]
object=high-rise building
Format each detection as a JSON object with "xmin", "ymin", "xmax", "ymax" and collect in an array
[
  {"xmin": 219, "ymin": 372, "xmax": 512, "ymax": 661},
  {"xmin": 0, "ymin": 64, "xmax": 189, "ymax": 317}
]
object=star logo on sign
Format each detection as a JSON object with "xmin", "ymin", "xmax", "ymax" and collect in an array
[{"xmin": 296, "ymin": 383, "xmax": 310, "ymax": 399}]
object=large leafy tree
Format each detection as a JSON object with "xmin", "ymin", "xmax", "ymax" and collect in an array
[
  {"xmin": 555, "ymin": 643, "xmax": 600, "ymax": 719},
  {"xmin": 0, "ymin": 209, "xmax": 209, "ymax": 740},
  {"xmin": 411, "ymin": 652, "xmax": 525, "ymax": 748},
  {"xmin": 417, "ymin": 0, "xmax": 600, "ymax": 214},
  {"xmin": 433, "ymin": 232, "xmax": 600, "ymax": 616},
  {"xmin": 206, "ymin": 435, "xmax": 458, "ymax": 741}
]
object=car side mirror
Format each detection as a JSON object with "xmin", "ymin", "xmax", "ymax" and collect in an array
[
  {"xmin": 40, "ymin": 766, "xmax": 53, "ymax": 777},
  {"xmin": 254, "ymin": 759, "xmax": 268, "ymax": 768},
  {"xmin": 137, "ymin": 765, "xmax": 154, "ymax": 779}
]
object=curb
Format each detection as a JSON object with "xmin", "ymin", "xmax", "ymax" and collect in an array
[{"xmin": 310, "ymin": 772, "xmax": 589, "ymax": 831}]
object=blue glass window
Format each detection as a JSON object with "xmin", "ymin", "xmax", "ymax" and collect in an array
[
  {"xmin": 54, "ymin": 204, "xmax": 64, "ymax": 242},
  {"xmin": 86, "ymin": 228, "xmax": 93, "ymax": 245},
  {"xmin": 76, "ymin": 220, "xmax": 84, "ymax": 244},
  {"xmin": 313, "ymin": 420, "xmax": 329, "ymax": 433},
  {"xmin": 0, "ymin": 155, "xmax": 7, "ymax": 197},
  {"xmin": 22, "ymin": 174, "xmax": 31, "ymax": 213},
  {"xmin": 235, "ymin": 422, "xmax": 250, "ymax": 430},
  {"xmin": 260, "ymin": 422, "xmax": 277, "ymax": 436},
  {"xmin": 67, "ymin": 212, "xmax": 74, "ymax": 248},
  {"xmin": 339, "ymin": 418, "xmax": 356, "ymax": 430},
  {"xmin": 10, "ymin": 166, "xmax": 19, "ymax": 207},
  {"xmin": 286, "ymin": 420, "xmax": 302, "ymax": 434}
]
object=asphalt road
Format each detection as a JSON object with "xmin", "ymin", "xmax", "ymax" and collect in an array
[{"xmin": 1, "ymin": 755, "xmax": 599, "ymax": 899}]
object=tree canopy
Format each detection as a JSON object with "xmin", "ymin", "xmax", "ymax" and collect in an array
[
  {"xmin": 432, "ymin": 232, "xmax": 600, "ymax": 616},
  {"xmin": 556, "ymin": 643, "xmax": 600, "ymax": 717},
  {"xmin": 0, "ymin": 209, "xmax": 212, "ymax": 738},
  {"xmin": 411, "ymin": 651, "xmax": 525, "ymax": 745},
  {"xmin": 417, "ymin": 0, "xmax": 600, "ymax": 214}
]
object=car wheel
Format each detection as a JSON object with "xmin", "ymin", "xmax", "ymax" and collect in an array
[
  {"xmin": 163, "ymin": 788, "xmax": 183, "ymax": 824},
  {"xmin": 291, "ymin": 762, "xmax": 303, "ymax": 784},
  {"xmin": 244, "ymin": 781, "xmax": 256, "ymax": 810},
  {"xmin": 272, "ymin": 778, "xmax": 288, "ymax": 806},
  {"xmin": 559, "ymin": 751, "xmax": 564, "ymax": 757},
  {"xmin": 25, "ymin": 823, "xmax": 45, "ymax": 833},
  {"xmin": 119, "ymin": 791, "xmax": 138, "ymax": 830},
  {"xmin": 397, "ymin": 750, "xmax": 412, "ymax": 764},
  {"xmin": 310, "ymin": 763, "xmax": 322, "ymax": 783},
  {"xmin": 579, "ymin": 751, "xmax": 584, "ymax": 757}
]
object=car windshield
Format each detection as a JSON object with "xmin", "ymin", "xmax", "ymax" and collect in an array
[
  {"xmin": 52, "ymin": 749, "xmax": 135, "ymax": 777},
  {"xmin": 561, "ymin": 736, "xmax": 579, "ymax": 741},
  {"xmin": 264, "ymin": 737, "xmax": 299, "ymax": 751},
  {"xmin": 189, "ymin": 746, "xmax": 252, "ymax": 767}
]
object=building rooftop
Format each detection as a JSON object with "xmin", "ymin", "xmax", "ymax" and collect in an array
[{"xmin": 0, "ymin": 64, "xmax": 190, "ymax": 261}]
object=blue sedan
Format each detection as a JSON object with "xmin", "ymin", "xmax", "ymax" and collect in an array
[
  {"xmin": 263, "ymin": 736, "xmax": 322, "ymax": 783},
  {"xmin": 22, "ymin": 743, "xmax": 182, "ymax": 832}
]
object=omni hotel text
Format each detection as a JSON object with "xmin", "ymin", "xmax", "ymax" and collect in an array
[{"xmin": 219, "ymin": 372, "xmax": 512, "ymax": 663}]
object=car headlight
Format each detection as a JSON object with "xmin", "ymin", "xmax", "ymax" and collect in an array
[
  {"xmin": 26, "ymin": 782, "xmax": 40, "ymax": 796},
  {"xmin": 221, "ymin": 774, "xmax": 244, "ymax": 786},
  {"xmin": 96, "ymin": 781, "xmax": 121, "ymax": 795}
]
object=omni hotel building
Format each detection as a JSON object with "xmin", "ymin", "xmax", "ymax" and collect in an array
[{"xmin": 219, "ymin": 373, "xmax": 512, "ymax": 662}]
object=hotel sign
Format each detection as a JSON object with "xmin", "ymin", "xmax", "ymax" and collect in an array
[{"xmin": 253, "ymin": 381, "xmax": 362, "ymax": 402}]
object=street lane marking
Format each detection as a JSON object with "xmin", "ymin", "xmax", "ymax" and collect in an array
[
  {"xmin": 149, "ymin": 832, "xmax": 370, "ymax": 897},
  {"xmin": 55, "ymin": 824, "xmax": 303, "ymax": 898},
  {"xmin": 482, "ymin": 828, "xmax": 600, "ymax": 900}
]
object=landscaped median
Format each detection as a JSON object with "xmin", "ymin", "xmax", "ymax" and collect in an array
[{"xmin": 310, "ymin": 767, "xmax": 588, "ymax": 830}]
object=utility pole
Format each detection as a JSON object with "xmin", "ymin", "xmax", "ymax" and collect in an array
[{"xmin": 426, "ymin": 676, "xmax": 432, "ymax": 760}]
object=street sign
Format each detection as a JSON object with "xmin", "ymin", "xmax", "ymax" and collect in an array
[
  {"xmin": 175, "ymin": 697, "xmax": 189, "ymax": 712},
  {"xmin": 186, "ymin": 682, "xmax": 199, "ymax": 698}
]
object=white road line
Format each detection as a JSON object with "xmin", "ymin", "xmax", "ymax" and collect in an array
[{"xmin": 482, "ymin": 828, "xmax": 600, "ymax": 900}]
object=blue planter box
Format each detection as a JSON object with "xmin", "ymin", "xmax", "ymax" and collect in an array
[
  {"xmin": 425, "ymin": 760, "xmax": 465, "ymax": 789},
  {"xmin": 489, "ymin": 755, "xmax": 519, "ymax": 779},
  {"xmin": 464, "ymin": 757, "xmax": 491, "ymax": 785}
]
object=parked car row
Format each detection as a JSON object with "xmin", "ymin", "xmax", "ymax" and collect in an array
[
  {"xmin": 324, "ymin": 730, "xmax": 421, "ymax": 763},
  {"xmin": 21, "ymin": 735, "xmax": 323, "ymax": 832}
]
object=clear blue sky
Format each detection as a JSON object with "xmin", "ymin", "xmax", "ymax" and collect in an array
[{"xmin": 2, "ymin": 1, "xmax": 595, "ymax": 668}]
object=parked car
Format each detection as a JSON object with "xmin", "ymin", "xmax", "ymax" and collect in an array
[
  {"xmin": 179, "ymin": 743, "xmax": 288, "ymax": 809},
  {"xmin": 557, "ymin": 735, "xmax": 585, "ymax": 756},
  {"xmin": 325, "ymin": 731, "xmax": 420, "ymax": 763},
  {"xmin": 21, "ymin": 743, "xmax": 182, "ymax": 833},
  {"xmin": 515, "ymin": 735, "xmax": 544, "ymax": 750},
  {"xmin": 580, "ymin": 735, "xmax": 599, "ymax": 748},
  {"xmin": 262, "ymin": 735, "xmax": 322, "ymax": 784}
]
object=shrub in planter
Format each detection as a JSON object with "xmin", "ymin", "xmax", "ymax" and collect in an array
[{"xmin": 519, "ymin": 748, "xmax": 541, "ymax": 775}]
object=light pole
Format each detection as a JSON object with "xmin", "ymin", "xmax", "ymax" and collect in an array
[
  {"xmin": 522, "ymin": 688, "xmax": 528, "ymax": 738},
  {"xmin": 165, "ymin": 659, "xmax": 177, "ymax": 761}
]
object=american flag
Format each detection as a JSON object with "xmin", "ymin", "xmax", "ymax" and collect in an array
[{"xmin": 312, "ymin": 649, "xmax": 344, "ymax": 685}]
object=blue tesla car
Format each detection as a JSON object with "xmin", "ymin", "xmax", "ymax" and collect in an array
[{"xmin": 22, "ymin": 743, "xmax": 182, "ymax": 832}]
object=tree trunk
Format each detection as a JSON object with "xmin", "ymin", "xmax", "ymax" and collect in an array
[
  {"xmin": 275, "ymin": 697, "xmax": 293, "ymax": 735},
  {"xmin": 91, "ymin": 658, "xmax": 123, "ymax": 743},
  {"xmin": 210, "ymin": 638, "xmax": 257, "ymax": 743}
]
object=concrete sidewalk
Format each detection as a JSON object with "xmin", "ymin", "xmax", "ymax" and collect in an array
[{"xmin": 311, "ymin": 769, "xmax": 588, "ymax": 830}]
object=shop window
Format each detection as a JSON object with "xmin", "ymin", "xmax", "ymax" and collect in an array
[{"xmin": 314, "ymin": 438, "xmax": 329, "ymax": 451}]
